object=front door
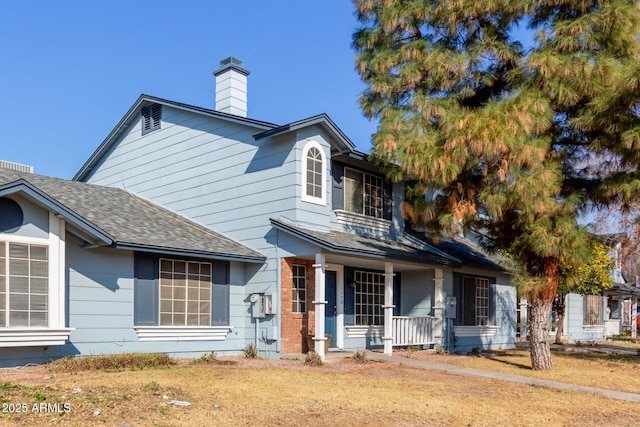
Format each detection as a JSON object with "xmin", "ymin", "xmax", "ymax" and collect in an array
[{"xmin": 325, "ymin": 271, "xmax": 337, "ymax": 348}]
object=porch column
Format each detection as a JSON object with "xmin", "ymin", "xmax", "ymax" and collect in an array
[
  {"xmin": 632, "ymin": 295, "xmax": 638, "ymax": 340},
  {"xmin": 433, "ymin": 268, "xmax": 444, "ymax": 348},
  {"xmin": 313, "ymin": 253, "xmax": 327, "ymax": 359},
  {"xmin": 383, "ymin": 262, "xmax": 394, "ymax": 355}
]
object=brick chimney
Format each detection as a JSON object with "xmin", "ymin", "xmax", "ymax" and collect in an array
[{"xmin": 213, "ymin": 57, "xmax": 249, "ymax": 117}]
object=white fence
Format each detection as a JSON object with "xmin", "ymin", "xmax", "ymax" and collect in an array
[{"xmin": 392, "ymin": 316, "xmax": 435, "ymax": 346}]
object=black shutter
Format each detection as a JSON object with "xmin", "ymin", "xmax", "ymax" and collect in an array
[{"xmin": 134, "ymin": 253, "xmax": 158, "ymax": 326}]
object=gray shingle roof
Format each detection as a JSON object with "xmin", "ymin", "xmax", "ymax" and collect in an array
[
  {"xmin": 611, "ymin": 282, "xmax": 640, "ymax": 296},
  {"xmin": 0, "ymin": 169, "xmax": 265, "ymax": 262},
  {"xmin": 409, "ymin": 231, "xmax": 507, "ymax": 272},
  {"xmin": 270, "ymin": 218, "xmax": 460, "ymax": 266}
]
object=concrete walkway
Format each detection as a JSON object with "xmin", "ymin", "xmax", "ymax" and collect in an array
[{"xmin": 365, "ymin": 351, "xmax": 640, "ymax": 403}]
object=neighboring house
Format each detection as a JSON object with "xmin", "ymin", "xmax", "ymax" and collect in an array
[
  {"xmin": 518, "ymin": 235, "xmax": 640, "ymax": 342},
  {"xmin": 0, "ymin": 57, "xmax": 516, "ymax": 366}
]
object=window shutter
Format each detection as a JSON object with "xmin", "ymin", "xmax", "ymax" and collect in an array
[
  {"xmin": 211, "ymin": 261, "xmax": 230, "ymax": 326},
  {"xmin": 134, "ymin": 253, "xmax": 158, "ymax": 326},
  {"xmin": 453, "ymin": 273, "xmax": 462, "ymax": 325},
  {"xmin": 343, "ymin": 267, "xmax": 355, "ymax": 325},
  {"xmin": 383, "ymin": 181, "xmax": 393, "ymax": 220},
  {"xmin": 393, "ymin": 272, "xmax": 401, "ymax": 316},
  {"xmin": 331, "ymin": 161, "xmax": 344, "ymax": 210}
]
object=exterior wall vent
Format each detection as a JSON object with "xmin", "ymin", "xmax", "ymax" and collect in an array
[{"xmin": 0, "ymin": 160, "xmax": 34, "ymax": 173}]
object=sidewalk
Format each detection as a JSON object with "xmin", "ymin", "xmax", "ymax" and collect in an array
[{"xmin": 365, "ymin": 351, "xmax": 640, "ymax": 403}]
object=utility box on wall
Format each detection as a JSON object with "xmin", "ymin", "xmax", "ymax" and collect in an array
[
  {"xmin": 445, "ymin": 297, "xmax": 457, "ymax": 319},
  {"xmin": 251, "ymin": 293, "xmax": 276, "ymax": 318}
]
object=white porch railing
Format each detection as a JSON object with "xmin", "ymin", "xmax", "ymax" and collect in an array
[{"xmin": 392, "ymin": 316, "xmax": 435, "ymax": 346}]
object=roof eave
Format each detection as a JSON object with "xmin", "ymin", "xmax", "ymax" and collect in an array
[
  {"xmin": 254, "ymin": 114, "xmax": 356, "ymax": 154},
  {"xmin": 0, "ymin": 179, "xmax": 115, "ymax": 245},
  {"xmin": 114, "ymin": 242, "xmax": 266, "ymax": 263}
]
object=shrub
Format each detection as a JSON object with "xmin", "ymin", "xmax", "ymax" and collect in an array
[
  {"xmin": 244, "ymin": 343, "xmax": 259, "ymax": 359},
  {"xmin": 47, "ymin": 353, "xmax": 174, "ymax": 372},
  {"xmin": 407, "ymin": 345, "xmax": 420, "ymax": 354},
  {"xmin": 194, "ymin": 352, "xmax": 218, "ymax": 364},
  {"xmin": 352, "ymin": 349, "xmax": 368, "ymax": 364},
  {"xmin": 304, "ymin": 351, "xmax": 323, "ymax": 366}
]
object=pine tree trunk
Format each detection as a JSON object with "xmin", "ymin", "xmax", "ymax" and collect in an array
[
  {"xmin": 529, "ymin": 300, "xmax": 553, "ymax": 370},
  {"xmin": 528, "ymin": 257, "xmax": 560, "ymax": 370}
]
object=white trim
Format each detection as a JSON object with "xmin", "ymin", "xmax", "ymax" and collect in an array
[
  {"xmin": 314, "ymin": 253, "xmax": 326, "ymax": 358},
  {"xmin": 346, "ymin": 325, "xmax": 384, "ymax": 338},
  {"xmin": 49, "ymin": 213, "xmax": 66, "ymax": 329},
  {"xmin": 453, "ymin": 325, "xmax": 499, "ymax": 337},
  {"xmin": 0, "ymin": 211, "xmax": 67, "ymax": 343},
  {"xmin": 334, "ymin": 210, "xmax": 391, "ymax": 232},
  {"xmin": 384, "ymin": 262, "xmax": 394, "ymax": 355},
  {"xmin": 134, "ymin": 326, "xmax": 232, "ymax": 342},
  {"xmin": 0, "ymin": 233, "xmax": 50, "ymax": 245},
  {"xmin": 581, "ymin": 325, "xmax": 606, "ymax": 333},
  {"xmin": 0, "ymin": 328, "xmax": 73, "ymax": 347},
  {"xmin": 301, "ymin": 140, "xmax": 327, "ymax": 206}
]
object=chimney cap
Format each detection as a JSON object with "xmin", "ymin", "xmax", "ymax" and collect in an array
[{"xmin": 213, "ymin": 56, "xmax": 250, "ymax": 77}]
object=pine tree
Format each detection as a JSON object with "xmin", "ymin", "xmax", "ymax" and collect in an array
[{"xmin": 353, "ymin": 0, "xmax": 640, "ymax": 370}]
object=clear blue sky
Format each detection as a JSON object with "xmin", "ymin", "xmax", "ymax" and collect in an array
[{"xmin": 0, "ymin": 1, "xmax": 376, "ymax": 179}]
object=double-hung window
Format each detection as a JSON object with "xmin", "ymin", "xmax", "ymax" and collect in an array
[
  {"xmin": 0, "ymin": 241, "xmax": 49, "ymax": 327},
  {"xmin": 159, "ymin": 259, "xmax": 211, "ymax": 327},
  {"xmin": 134, "ymin": 254, "xmax": 230, "ymax": 329},
  {"xmin": 291, "ymin": 264, "xmax": 306, "ymax": 313},
  {"xmin": 344, "ymin": 168, "xmax": 383, "ymax": 218},
  {"xmin": 354, "ymin": 270, "xmax": 384, "ymax": 326},
  {"xmin": 457, "ymin": 275, "xmax": 492, "ymax": 326}
]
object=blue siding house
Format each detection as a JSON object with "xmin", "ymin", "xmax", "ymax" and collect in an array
[{"xmin": 0, "ymin": 58, "xmax": 516, "ymax": 366}]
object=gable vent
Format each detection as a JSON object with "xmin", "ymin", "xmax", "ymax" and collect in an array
[
  {"xmin": 0, "ymin": 160, "xmax": 34, "ymax": 173},
  {"xmin": 141, "ymin": 104, "xmax": 162, "ymax": 135}
]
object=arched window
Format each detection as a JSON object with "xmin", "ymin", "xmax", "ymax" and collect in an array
[{"xmin": 302, "ymin": 141, "xmax": 326, "ymax": 205}]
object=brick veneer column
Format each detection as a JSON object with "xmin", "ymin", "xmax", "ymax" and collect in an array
[{"xmin": 280, "ymin": 258, "xmax": 315, "ymax": 353}]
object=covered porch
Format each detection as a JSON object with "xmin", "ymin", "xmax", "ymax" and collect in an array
[
  {"xmin": 606, "ymin": 283, "xmax": 640, "ymax": 339},
  {"xmin": 272, "ymin": 218, "xmax": 460, "ymax": 359}
]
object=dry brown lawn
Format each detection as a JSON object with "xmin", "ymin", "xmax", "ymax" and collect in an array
[
  {"xmin": 0, "ymin": 350, "xmax": 639, "ymax": 426},
  {"xmin": 399, "ymin": 343, "xmax": 640, "ymax": 394}
]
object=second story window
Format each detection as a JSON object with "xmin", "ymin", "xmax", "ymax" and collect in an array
[
  {"xmin": 344, "ymin": 168, "xmax": 383, "ymax": 218},
  {"xmin": 141, "ymin": 104, "xmax": 162, "ymax": 135},
  {"xmin": 306, "ymin": 147, "xmax": 322, "ymax": 198},
  {"xmin": 301, "ymin": 141, "xmax": 326, "ymax": 205}
]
